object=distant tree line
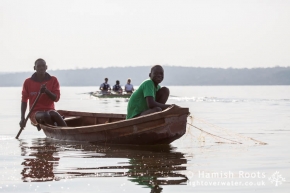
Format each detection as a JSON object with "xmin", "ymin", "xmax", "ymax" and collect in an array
[{"xmin": 0, "ymin": 66, "xmax": 289, "ymax": 87}]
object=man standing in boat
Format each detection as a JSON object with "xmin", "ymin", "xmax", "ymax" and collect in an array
[
  {"xmin": 19, "ymin": 58, "xmax": 67, "ymax": 128},
  {"xmin": 124, "ymin": 78, "xmax": 134, "ymax": 94},
  {"xmin": 99, "ymin": 78, "xmax": 111, "ymax": 94},
  {"xmin": 126, "ymin": 65, "xmax": 171, "ymax": 119}
]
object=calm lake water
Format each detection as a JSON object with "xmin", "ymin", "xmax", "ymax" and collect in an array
[{"xmin": 0, "ymin": 86, "xmax": 289, "ymax": 193}]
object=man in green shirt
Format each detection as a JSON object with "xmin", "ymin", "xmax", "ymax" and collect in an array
[{"xmin": 126, "ymin": 65, "xmax": 171, "ymax": 119}]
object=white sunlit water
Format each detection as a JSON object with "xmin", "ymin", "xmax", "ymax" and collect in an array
[{"xmin": 0, "ymin": 86, "xmax": 289, "ymax": 193}]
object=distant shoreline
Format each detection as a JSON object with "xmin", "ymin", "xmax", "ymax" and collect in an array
[{"xmin": 0, "ymin": 66, "xmax": 289, "ymax": 86}]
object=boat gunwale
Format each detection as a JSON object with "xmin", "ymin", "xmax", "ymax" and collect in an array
[{"xmin": 40, "ymin": 105, "xmax": 189, "ymax": 132}]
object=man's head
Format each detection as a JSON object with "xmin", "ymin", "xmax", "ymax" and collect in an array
[
  {"xmin": 34, "ymin": 58, "xmax": 47, "ymax": 76},
  {"xmin": 116, "ymin": 80, "xmax": 120, "ymax": 85},
  {"xmin": 127, "ymin": 78, "xmax": 131, "ymax": 84},
  {"xmin": 149, "ymin": 65, "xmax": 164, "ymax": 85},
  {"xmin": 105, "ymin": 78, "xmax": 108, "ymax": 83}
]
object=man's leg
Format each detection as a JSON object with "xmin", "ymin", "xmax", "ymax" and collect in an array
[
  {"xmin": 156, "ymin": 87, "xmax": 169, "ymax": 104},
  {"xmin": 136, "ymin": 87, "xmax": 170, "ymax": 117},
  {"xmin": 35, "ymin": 111, "xmax": 67, "ymax": 126},
  {"xmin": 35, "ymin": 111, "xmax": 54, "ymax": 125},
  {"xmin": 49, "ymin": 111, "xmax": 67, "ymax": 126}
]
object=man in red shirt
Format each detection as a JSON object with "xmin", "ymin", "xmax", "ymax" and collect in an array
[{"xmin": 20, "ymin": 58, "xmax": 67, "ymax": 128}]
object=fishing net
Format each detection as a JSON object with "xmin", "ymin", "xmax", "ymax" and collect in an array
[{"xmin": 185, "ymin": 115, "xmax": 267, "ymax": 146}]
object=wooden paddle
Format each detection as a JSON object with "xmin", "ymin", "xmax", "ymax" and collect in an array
[{"xmin": 16, "ymin": 87, "xmax": 43, "ymax": 139}]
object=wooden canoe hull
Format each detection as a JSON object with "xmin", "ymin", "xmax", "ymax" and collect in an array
[{"xmin": 40, "ymin": 105, "xmax": 189, "ymax": 145}]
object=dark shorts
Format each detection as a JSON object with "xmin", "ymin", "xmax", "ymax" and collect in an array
[{"xmin": 30, "ymin": 110, "xmax": 51, "ymax": 125}]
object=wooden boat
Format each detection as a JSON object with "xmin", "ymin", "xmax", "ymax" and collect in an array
[
  {"xmin": 90, "ymin": 91, "xmax": 132, "ymax": 98},
  {"xmin": 39, "ymin": 105, "xmax": 189, "ymax": 145}
]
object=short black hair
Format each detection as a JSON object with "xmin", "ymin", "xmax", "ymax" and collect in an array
[
  {"xmin": 116, "ymin": 80, "xmax": 120, "ymax": 84},
  {"xmin": 150, "ymin": 65, "xmax": 163, "ymax": 73},
  {"xmin": 34, "ymin": 58, "xmax": 46, "ymax": 66}
]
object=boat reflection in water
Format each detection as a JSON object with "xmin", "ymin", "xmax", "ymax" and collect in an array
[
  {"xmin": 20, "ymin": 139, "xmax": 59, "ymax": 182},
  {"xmin": 19, "ymin": 138, "xmax": 188, "ymax": 192}
]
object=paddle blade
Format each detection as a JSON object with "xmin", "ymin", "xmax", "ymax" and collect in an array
[{"xmin": 15, "ymin": 127, "xmax": 24, "ymax": 139}]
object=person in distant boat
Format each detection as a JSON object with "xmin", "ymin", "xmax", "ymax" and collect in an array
[
  {"xmin": 112, "ymin": 80, "xmax": 123, "ymax": 93},
  {"xmin": 99, "ymin": 78, "xmax": 111, "ymax": 93},
  {"xmin": 124, "ymin": 78, "xmax": 134, "ymax": 94},
  {"xmin": 126, "ymin": 65, "xmax": 172, "ymax": 119},
  {"xmin": 19, "ymin": 58, "xmax": 67, "ymax": 128}
]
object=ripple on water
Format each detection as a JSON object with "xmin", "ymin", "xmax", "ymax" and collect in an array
[{"xmin": 0, "ymin": 136, "xmax": 14, "ymax": 140}]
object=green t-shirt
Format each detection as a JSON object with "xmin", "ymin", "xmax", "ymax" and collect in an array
[{"xmin": 126, "ymin": 79, "xmax": 160, "ymax": 119}]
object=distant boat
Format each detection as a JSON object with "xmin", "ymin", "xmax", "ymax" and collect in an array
[
  {"xmin": 90, "ymin": 91, "xmax": 132, "ymax": 98},
  {"xmin": 39, "ymin": 105, "xmax": 189, "ymax": 145}
]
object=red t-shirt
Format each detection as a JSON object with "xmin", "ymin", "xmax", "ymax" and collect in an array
[{"xmin": 21, "ymin": 73, "xmax": 60, "ymax": 112}]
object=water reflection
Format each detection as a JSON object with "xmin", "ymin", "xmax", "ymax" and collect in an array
[
  {"xmin": 20, "ymin": 139, "xmax": 59, "ymax": 182},
  {"xmin": 19, "ymin": 138, "xmax": 187, "ymax": 192}
]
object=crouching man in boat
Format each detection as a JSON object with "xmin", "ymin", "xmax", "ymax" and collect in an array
[
  {"xmin": 19, "ymin": 58, "xmax": 67, "ymax": 128},
  {"xmin": 99, "ymin": 78, "xmax": 111, "ymax": 94},
  {"xmin": 126, "ymin": 65, "xmax": 171, "ymax": 119},
  {"xmin": 112, "ymin": 80, "xmax": 123, "ymax": 94}
]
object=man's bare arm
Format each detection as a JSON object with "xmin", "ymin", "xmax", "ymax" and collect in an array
[{"xmin": 145, "ymin": 96, "xmax": 170, "ymax": 110}]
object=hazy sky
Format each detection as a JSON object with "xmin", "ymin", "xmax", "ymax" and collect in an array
[{"xmin": 1, "ymin": 0, "xmax": 289, "ymax": 72}]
